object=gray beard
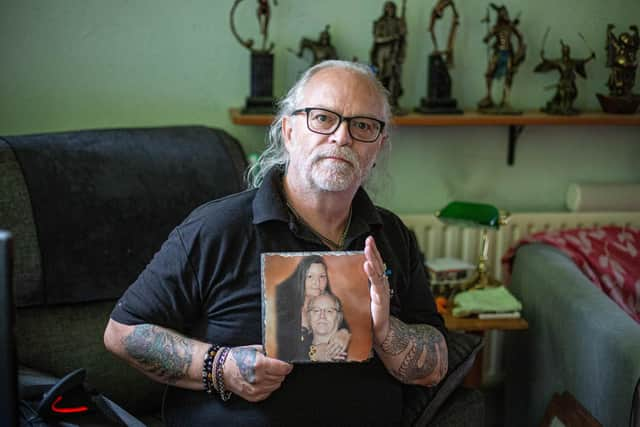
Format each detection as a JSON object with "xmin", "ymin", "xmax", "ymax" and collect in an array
[
  {"xmin": 311, "ymin": 160, "xmax": 359, "ymax": 191},
  {"xmin": 307, "ymin": 147, "xmax": 373, "ymax": 192}
]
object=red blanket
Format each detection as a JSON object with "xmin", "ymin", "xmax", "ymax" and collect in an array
[{"xmin": 502, "ymin": 226, "xmax": 640, "ymax": 323}]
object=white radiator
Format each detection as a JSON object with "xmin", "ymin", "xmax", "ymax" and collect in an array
[{"xmin": 400, "ymin": 211, "xmax": 640, "ymax": 282}]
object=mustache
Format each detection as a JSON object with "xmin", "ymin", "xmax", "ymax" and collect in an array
[{"xmin": 311, "ymin": 147, "xmax": 359, "ymax": 166}]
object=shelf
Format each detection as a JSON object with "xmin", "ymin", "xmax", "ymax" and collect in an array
[
  {"xmin": 230, "ymin": 108, "xmax": 640, "ymax": 126},
  {"xmin": 229, "ymin": 109, "xmax": 276, "ymax": 126},
  {"xmin": 229, "ymin": 108, "xmax": 640, "ymax": 165}
]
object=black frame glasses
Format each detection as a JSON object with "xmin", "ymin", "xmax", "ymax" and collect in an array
[{"xmin": 291, "ymin": 107, "xmax": 386, "ymax": 143}]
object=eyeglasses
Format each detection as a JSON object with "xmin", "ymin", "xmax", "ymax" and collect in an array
[
  {"xmin": 292, "ymin": 107, "xmax": 386, "ymax": 143},
  {"xmin": 308, "ymin": 307, "xmax": 339, "ymax": 317}
]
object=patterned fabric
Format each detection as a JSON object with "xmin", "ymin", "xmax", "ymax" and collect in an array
[{"xmin": 503, "ymin": 226, "xmax": 640, "ymax": 323}]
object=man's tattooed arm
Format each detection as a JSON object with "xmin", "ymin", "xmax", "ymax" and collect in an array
[
  {"xmin": 104, "ymin": 319, "xmax": 209, "ymax": 390},
  {"xmin": 375, "ymin": 316, "xmax": 448, "ymax": 386},
  {"xmin": 104, "ymin": 320, "xmax": 292, "ymax": 399},
  {"xmin": 123, "ymin": 324, "xmax": 193, "ymax": 384}
]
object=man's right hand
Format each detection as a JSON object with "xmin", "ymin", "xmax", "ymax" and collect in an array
[{"xmin": 223, "ymin": 345, "xmax": 293, "ymax": 402}]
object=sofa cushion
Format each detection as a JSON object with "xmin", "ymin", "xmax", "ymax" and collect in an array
[
  {"xmin": 0, "ymin": 140, "xmax": 43, "ymax": 306},
  {"xmin": 427, "ymin": 386, "xmax": 485, "ymax": 427},
  {"xmin": 2, "ymin": 126, "xmax": 247, "ymax": 306},
  {"xmin": 16, "ymin": 300, "xmax": 165, "ymax": 416},
  {"xmin": 402, "ymin": 331, "xmax": 483, "ymax": 426}
]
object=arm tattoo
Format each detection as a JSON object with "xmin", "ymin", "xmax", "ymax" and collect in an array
[
  {"xmin": 395, "ymin": 324, "xmax": 445, "ymax": 381},
  {"xmin": 381, "ymin": 317, "xmax": 410, "ymax": 355},
  {"xmin": 123, "ymin": 324, "xmax": 193, "ymax": 384},
  {"xmin": 380, "ymin": 317, "xmax": 447, "ymax": 383},
  {"xmin": 232, "ymin": 347, "xmax": 257, "ymax": 384}
]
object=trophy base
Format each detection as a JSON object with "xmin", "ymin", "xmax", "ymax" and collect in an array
[
  {"xmin": 415, "ymin": 97, "xmax": 463, "ymax": 114},
  {"xmin": 242, "ymin": 97, "xmax": 276, "ymax": 115},
  {"xmin": 596, "ymin": 93, "xmax": 640, "ymax": 114}
]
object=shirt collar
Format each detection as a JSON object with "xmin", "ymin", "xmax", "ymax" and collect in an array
[
  {"xmin": 252, "ymin": 166, "xmax": 383, "ymax": 230},
  {"xmin": 252, "ymin": 166, "xmax": 289, "ymax": 225}
]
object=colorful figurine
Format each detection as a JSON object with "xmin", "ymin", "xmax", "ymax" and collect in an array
[
  {"xmin": 597, "ymin": 24, "xmax": 639, "ymax": 113},
  {"xmin": 370, "ymin": 1, "xmax": 408, "ymax": 114},
  {"xmin": 477, "ymin": 3, "xmax": 526, "ymax": 114},
  {"xmin": 534, "ymin": 33, "xmax": 595, "ymax": 115}
]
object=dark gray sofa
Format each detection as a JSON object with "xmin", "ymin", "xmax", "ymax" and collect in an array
[
  {"xmin": 1, "ymin": 125, "xmax": 484, "ymax": 426},
  {"xmin": 1, "ymin": 126, "xmax": 248, "ymax": 424}
]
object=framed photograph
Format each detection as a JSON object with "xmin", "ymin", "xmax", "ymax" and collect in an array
[{"xmin": 261, "ymin": 251, "xmax": 372, "ymax": 363}]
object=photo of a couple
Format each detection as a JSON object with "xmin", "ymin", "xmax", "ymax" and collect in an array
[{"xmin": 262, "ymin": 252, "xmax": 372, "ymax": 363}]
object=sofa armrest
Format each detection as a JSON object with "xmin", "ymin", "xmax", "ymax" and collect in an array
[{"xmin": 504, "ymin": 243, "xmax": 640, "ymax": 427}]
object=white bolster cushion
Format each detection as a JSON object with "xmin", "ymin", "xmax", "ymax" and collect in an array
[{"xmin": 566, "ymin": 183, "xmax": 640, "ymax": 212}]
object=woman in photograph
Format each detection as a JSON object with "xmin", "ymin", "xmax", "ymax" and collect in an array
[{"xmin": 275, "ymin": 255, "xmax": 349, "ymax": 361}]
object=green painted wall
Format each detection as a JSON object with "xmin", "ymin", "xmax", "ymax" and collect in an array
[{"xmin": 1, "ymin": 0, "xmax": 638, "ymax": 214}]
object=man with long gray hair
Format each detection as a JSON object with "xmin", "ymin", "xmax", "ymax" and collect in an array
[{"xmin": 104, "ymin": 60, "xmax": 447, "ymax": 426}]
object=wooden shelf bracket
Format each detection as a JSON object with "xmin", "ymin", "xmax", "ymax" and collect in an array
[{"xmin": 508, "ymin": 125, "xmax": 525, "ymax": 166}]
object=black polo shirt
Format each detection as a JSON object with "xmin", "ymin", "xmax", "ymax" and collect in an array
[{"xmin": 111, "ymin": 167, "xmax": 444, "ymax": 427}]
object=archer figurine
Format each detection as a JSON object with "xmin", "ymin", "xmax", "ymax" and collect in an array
[
  {"xmin": 534, "ymin": 32, "xmax": 596, "ymax": 115},
  {"xmin": 429, "ymin": 0, "xmax": 459, "ymax": 66},
  {"xmin": 477, "ymin": 3, "xmax": 526, "ymax": 114},
  {"xmin": 416, "ymin": 0, "xmax": 462, "ymax": 114},
  {"xmin": 371, "ymin": 1, "xmax": 408, "ymax": 114},
  {"xmin": 597, "ymin": 24, "xmax": 639, "ymax": 113}
]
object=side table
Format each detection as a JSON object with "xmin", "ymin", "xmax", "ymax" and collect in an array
[{"xmin": 442, "ymin": 310, "xmax": 528, "ymax": 387}]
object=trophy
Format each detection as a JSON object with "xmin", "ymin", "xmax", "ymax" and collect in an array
[
  {"xmin": 416, "ymin": 0, "xmax": 462, "ymax": 114},
  {"xmin": 370, "ymin": 1, "xmax": 408, "ymax": 115},
  {"xmin": 596, "ymin": 24, "xmax": 640, "ymax": 114},
  {"xmin": 534, "ymin": 29, "xmax": 596, "ymax": 115},
  {"xmin": 477, "ymin": 4, "xmax": 526, "ymax": 115},
  {"xmin": 230, "ymin": 0, "xmax": 278, "ymax": 114}
]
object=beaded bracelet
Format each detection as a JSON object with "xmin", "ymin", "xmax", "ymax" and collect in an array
[
  {"xmin": 202, "ymin": 344, "xmax": 220, "ymax": 395},
  {"xmin": 214, "ymin": 346, "xmax": 232, "ymax": 402}
]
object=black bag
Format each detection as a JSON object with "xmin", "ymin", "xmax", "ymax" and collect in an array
[{"xmin": 19, "ymin": 367, "xmax": 146, "ymax": 427}]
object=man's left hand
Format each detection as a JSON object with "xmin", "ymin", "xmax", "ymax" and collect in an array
[{"xmin": 364, "ymin": 236, "xmax": 391, "ymax": 345}]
